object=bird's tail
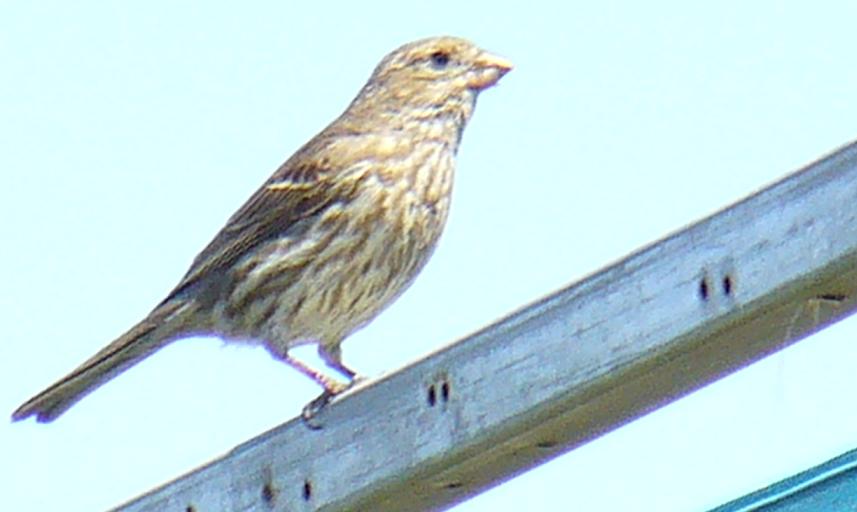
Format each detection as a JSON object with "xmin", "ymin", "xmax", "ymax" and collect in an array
[{"xmin": 11, "ymin": 299, "xmax": 196, "ymax": 423}]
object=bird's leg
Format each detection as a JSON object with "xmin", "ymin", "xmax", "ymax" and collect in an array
[
  {"xmin": 272, "ymin": 346, "xmax": 353, "ymax": 427},
  {"xmin": 300, "ymin": 344, "xmax": 369, "ymax": 428},
  {"xmin": 281, "ymin": 351, "xmax": 345, "ymax": 429},
  {"xmin": 317, "ymin": 343, "xmax": 362, "ymax": 381},
  {"xmin": 278, "ymin": 351, "xmax": 349, "ymax": 395}
]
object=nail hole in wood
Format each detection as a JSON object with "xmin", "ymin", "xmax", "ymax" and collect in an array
[
  {"xmin": 303, "ymin": 480, "xmax": 312, "ymax": 501},
  {"xmin": 722, "ymin": 275, "xmax": 733, "ymax": 296},
  {"xmin": 441, "ymin": 380, "xmax": 450, "ymax": 402},
  {"xmin": 427, "ymin": 384, "xmax": 437, "ymax": 407},
  {"xmin": 699, "ymin": 277, "xmax": 710, "ymax": 301},
  {"xmin": 262, "ymin": 482, "xmax": 276, "ymax": 505},
  {"xmin": 186, "ymin": 506, "xmax": 196, "ymax": 512}
]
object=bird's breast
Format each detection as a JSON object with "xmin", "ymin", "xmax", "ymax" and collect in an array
[
  {"xmin": 242, "ymin": 142, "xmax": 456, "ymax": 349},
  {"xmin": 324, "ymin": 142, "xmax": 455, "ymax": 330}
]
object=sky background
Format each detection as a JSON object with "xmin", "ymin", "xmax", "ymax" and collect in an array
[{"xmin": 3, "ymin": 1, "xmax": 857, "ymax": 510}]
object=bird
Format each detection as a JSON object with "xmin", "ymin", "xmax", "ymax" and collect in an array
[{"xmin": 12, "ymin": 36, "xmax": 512, "ymax": 424}]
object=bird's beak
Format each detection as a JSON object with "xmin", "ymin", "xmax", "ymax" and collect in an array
[
  {"xmin": 469, "ymin": 52, "xmax": 513, "ymax": 90},
  {"xmin": 476, "ymin": 53, "xmax": 514, "ymax": 74}
]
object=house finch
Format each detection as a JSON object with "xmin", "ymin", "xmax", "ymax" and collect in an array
[{"xmin": 12, "ymin": 36, "xmax": 511, "ymax": 423}]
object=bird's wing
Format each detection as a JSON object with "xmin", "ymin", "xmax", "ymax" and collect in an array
[{"xmin": 163, "ymin": 137, "xmax": 355, "ymax": 302}]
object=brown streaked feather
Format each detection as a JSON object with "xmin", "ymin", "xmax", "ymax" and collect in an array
[
  {"xmin": 164, "ymin": 141, "xmax": 344, "ymax": 302},
  {"xmin": 165, "ymin": 126, "xmax": 401, "ymax": 303},
  {"xmin": 11, "ymin": 299, "xmax": 193, "ymax": 422}
]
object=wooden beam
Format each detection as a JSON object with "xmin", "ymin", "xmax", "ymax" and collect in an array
[{"xmin": 115, "ymin": 140, "xmax": 857, "ymax": 512}]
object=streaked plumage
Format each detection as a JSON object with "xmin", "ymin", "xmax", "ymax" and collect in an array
[{"xmin": 13, "ymin": 36, "xmax": 511, "ymax": 423}]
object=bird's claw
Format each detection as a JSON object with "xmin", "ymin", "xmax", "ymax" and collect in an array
[
  {"xmin": 301, "ymin": 380, "xmax": 347, "ymax": 429},
  {"xmin": 301, "ymin": 377, "xmax": 367, "ymax": 430},
  {"xmin": 301, "ymin": 390, "xmax": 335, "ymax": 429}
]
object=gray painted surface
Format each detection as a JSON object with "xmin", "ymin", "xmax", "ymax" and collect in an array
[{"xmin": 115, "ymin": 140, "xmax": 857, "ymax": 511}]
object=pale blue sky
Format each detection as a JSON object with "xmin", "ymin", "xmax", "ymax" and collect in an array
[{"xmin": 3, "ymin": 2, "xmax": 857, "ymax": 510}]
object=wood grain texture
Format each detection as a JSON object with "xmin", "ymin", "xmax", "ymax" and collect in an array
[{"xmin": 115, "ymin": 139, "xmax": 857, "ymax": 512}]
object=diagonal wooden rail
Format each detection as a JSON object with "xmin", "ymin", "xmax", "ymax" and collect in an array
[{"xmin": 115, "ymin": 140, "xmax": 857, "ymax": 512}]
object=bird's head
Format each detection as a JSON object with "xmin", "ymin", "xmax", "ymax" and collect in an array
[
  {"xmin": 344, "ymin": 36, "xmax": 512, "ymax": 133},
  {"xmin": 372, "ymin": 36, "xmax": 512, "ymax": 95}
]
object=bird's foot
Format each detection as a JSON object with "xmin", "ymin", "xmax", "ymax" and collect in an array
[
  {"xmin": 301, "ymin": 389, "xmax": 336, "ymax": 429},
  {"xmin": 301, "ymin": 376, "xmax": 367, "ymax": 429}
]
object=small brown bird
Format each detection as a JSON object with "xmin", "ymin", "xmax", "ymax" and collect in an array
[{"xmin": 12, "ymin": 36, "xmax": 511, "ymax": 423}]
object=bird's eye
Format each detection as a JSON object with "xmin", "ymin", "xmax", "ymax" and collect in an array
[{"xmin": 429, "ymin": 51, "xmax": 450, "ymax": 69}]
